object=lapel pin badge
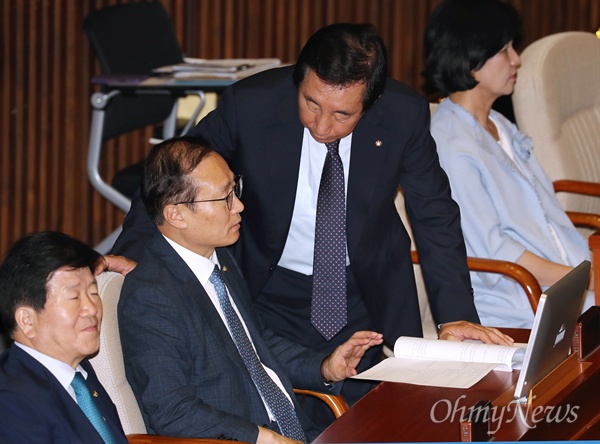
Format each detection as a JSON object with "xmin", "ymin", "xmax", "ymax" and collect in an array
[
  {"xmin": 375, "ymin": 140, "xmax": 383, "ymax": 147},
  {"xmin": 93, "ymin": 390, "xmax": 99, "ymax": 398},
  {"xmin": 222, "ymin": 266, "xmax": 228, "ymax": 272}
]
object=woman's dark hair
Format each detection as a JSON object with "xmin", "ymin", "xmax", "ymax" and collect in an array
[
  {"xmin": 293, "ymin": 23, "xmax": 388, "ymax": 112},
  {"xmin": 424, "ymin": 0, "xmax": 521, "ymax": 94},
  {"xmin": 0, "ymin": 231, "xmax": 101, "ymax": 335}
]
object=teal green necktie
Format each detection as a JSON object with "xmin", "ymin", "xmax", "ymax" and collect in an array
[{"xmin": 70, "ymin": 372, "xmax": 116, "ymax": 444}]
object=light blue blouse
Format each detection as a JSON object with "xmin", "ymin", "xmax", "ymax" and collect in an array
[{"xmin": 431, "ymin": 98, "xmax": 590, "ymax": 328}]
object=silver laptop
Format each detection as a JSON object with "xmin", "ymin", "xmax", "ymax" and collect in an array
[{"xmin": 513, "ymin": 260, "xmax": 591, "ymax": 401}]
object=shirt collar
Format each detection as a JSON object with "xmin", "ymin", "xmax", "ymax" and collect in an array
[
  {"xmin": 14, "ymin": 342, "xmax": 87, "ymax": 389},
  {"xmin": 162, "ymin": 235, "xmax": 220, "ymax": 286}
]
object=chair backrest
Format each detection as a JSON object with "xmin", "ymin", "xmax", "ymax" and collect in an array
[
  {"xmin": 512, "ymin": 31, "xmax": 600, "ymax": 214},
  {"xmin": 84, "ymin": 1, "xmax": 183, "ymax": 140},
  {"xmin": 389, "ymin": 102, "xmax": 441, "ymax": 340},
  {"xmin": 89, "ymin": 272, "xmax": 147, "ymax": 435},
  {"xmin": 394, "ymin": 189, "xmax": 438, "ymax": 339}
]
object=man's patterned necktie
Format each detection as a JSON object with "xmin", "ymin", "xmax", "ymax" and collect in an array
[
  {"xmin": 209, "ymin": 265, "xmax": 306, "ymax": 442},
  {"xmin": 311, "ymin": 139, "xmax": 347, "ymax": 341}
]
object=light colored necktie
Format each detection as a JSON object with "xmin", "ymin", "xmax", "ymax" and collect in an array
[
  {"xmin": 312, "ymin": 139, "xmax": 347, "ymax": 340},
  {"xmin": 71, "ymin": 372, "xmax": 116, "ymax": 444},
  {"xmin": 209, "ymin": 265, "xmax": 306, "ymax": 442}
]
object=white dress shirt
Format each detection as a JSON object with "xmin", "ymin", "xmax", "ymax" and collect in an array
[{"xmin": 278, "ymin": 128, "xmax": 351, "ymax": 275}]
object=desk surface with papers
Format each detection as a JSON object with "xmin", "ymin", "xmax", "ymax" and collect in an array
[{"xmin": 314, "ymin": 328, "xmax": 600, "ymax": 442}]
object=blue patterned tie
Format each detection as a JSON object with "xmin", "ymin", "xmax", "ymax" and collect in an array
[
  {"xmin": 312, "ymin": 139, "xmax": 347, "ymax": 341},
  {"xmin": 71, "ymin": 372, "xmax": 116, "ymax": 444},
  {"xmin": 209, "ymin": 265, "xmax": 306, "ymax": 442}
]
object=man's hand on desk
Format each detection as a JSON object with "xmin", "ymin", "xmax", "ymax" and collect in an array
[
  {"xmin": 438, "ymin": 321, "xmax": 514, "ymax": 346},
  {"xmin": 321, "ymin": 331, "xmax": 384, "ymax": 383}
]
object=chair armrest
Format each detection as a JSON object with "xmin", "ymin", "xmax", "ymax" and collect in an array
[
  {"xmin": 590, "ymin": 230, "xmax": 600, "ymax": 305},
  {"xmin": 553, "ymin": 179, "xmax": 600, "ymax": 197},
  {"xmin": 127, "ymin": 435, "xmax": 243, "ymax": 444},
  {"xmin": 566, "ymin": 211, "xmax": 600, "ymax": 230},
  {"xmin": 293, "ymin": 389, "xmax": 349, "ymax": 418},
  {"xmin": 410, "ymin": 251, "xmax": 542, "ymax": 312}
]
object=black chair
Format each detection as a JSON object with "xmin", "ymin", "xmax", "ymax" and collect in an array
[{"xmin": 84, "ymin": 1, "xmax": 205, "ymax": 252}]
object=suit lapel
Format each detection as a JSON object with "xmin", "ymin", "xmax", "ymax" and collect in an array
[
  {"xmin": 261, "ymin": 86, "xmax": 305, "ymax": 245},
  {"xmin": 346, "ymin": 108, "xmax": 393, "ymax": 256},
  {"xmin": 148, "ymin": 235, "xmax": 250, "ymax": 375},
  {"xmin": 9, "ymin": 347, "xmax": 118, "ymax": 443},
  {"xmin": 217, "ymin": 250, "xmax": 265, "ymax": 348}
]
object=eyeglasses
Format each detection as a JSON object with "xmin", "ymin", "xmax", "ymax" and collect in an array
[{"xmin": 175, "ymin": 175, "xmax": 243, "ymax": 211}]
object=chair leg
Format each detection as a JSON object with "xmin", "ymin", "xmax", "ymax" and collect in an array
[{"xmin": 94, "ymin": 226, "xmax": 123, "ymax": 255}]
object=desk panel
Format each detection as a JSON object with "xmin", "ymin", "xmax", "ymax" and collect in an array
[{"xmin": 315, "ymin": 329, "xmax": 600, "ymax": 442}]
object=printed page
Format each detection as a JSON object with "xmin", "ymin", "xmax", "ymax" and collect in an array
[
  {"xmin": 394, "ymin": 337, "xmax": 525, "ymax": 371},
  {"xmin": 352, "ymin": 337, "xmax": 527, "ymax": 388},
  {"xmin": 352, "ymin": 357, "xmax": 498, "ymax": 388}
]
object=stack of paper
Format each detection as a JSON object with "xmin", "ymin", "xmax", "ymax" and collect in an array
[
  {"xmin": 353, "ymin": 336, "xmax": 526, "ymax": 388},
  {"xmin": 153, "ymin": 58, "xmax": 282, "ymax": 80}
]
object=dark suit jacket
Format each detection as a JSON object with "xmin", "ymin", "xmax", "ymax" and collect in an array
[
  {"xmin": 0, "ymin": 345, "xmax": 127, "ymax": 444},
  {"xmin": 118, "ymin": 232, "xmax": 324, "ymax": 443},
  {"xmin": 113, "ymin": 66, "xmax": 479, "ymax": 341}
]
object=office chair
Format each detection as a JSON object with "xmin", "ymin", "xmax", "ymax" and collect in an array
[
  {"xmin": 512, "ymin": 31, "xmax": 600, "ymax": 300},
  {"xmin": 90, "ymin": 272, "xmax": 347, "ymax": 442},
  {"xmin": 84, "ymin": 1, "xmax": 206, "ymax": 252},
  {"xmin": 512, "ymin": 31, "xmax": 599, "ymax": 214}
]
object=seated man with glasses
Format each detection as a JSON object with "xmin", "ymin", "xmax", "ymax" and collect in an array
[
  {"xmin": 174, "ymin": 174, "xmax": 243, "ymax": 210},
  {"xmin": 118, "ymin": 136, "xmax": 383, "ymax": 444}
]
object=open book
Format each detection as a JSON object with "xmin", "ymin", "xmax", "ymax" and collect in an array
[{"xmin": 353, "ymin": 337, "xmax": 526, "ymax": 389}]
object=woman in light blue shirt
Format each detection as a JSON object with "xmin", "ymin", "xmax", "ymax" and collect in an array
[{"xmin": 423, "ymin": 0, "xmax": 593, "ymax": 327}]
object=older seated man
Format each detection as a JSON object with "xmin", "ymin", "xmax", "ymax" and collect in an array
[{"xmin": 0, "ymin": 231, "xmax": 135, "ymax": 443}]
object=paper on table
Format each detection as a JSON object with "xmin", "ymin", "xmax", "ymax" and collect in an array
[
  {"xmin": 355, "ymin": 358, "xmax": 499, "ymax": 388},
  {"xmin": 353, "ymin": 337, "xmax": 526, "ymax": 389},
  {"xmin": 154, "ymin": 58, "xmax": 282, "ymax": 79}
]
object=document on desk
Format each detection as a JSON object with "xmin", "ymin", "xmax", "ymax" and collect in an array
[
  {"xmin": 353, "ymin": 337, "xmax": 526, "ymax": 388},
  {"xmin": 153, "ymin": 58, "xmax": 282, "ymax": 80}
]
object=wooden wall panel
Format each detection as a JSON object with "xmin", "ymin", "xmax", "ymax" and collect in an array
[{"xmin": 1, "ymin": 0, "xmax": 598, "ymax": 256}]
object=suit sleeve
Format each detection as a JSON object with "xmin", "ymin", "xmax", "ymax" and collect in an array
[
  {"xmin": 398, "ymin": 100, "xmax": 479, "ymax": 324},
  {"xmin": 0, "ymin": 392, "xmax": 55, "ymax": 443},
  {"xmin": 119, "ymin": 284, "xmax": 260, "ymax": 443},
  {"xmin": 186, "ymin": 85, "xmax": 238, "ymax": 163}
]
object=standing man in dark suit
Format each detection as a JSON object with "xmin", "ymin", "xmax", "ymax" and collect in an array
[
  {"xmin": 118, "ymin": 137, "xmax": 383, "ymax": 443},
  {"xmin": 112, "ymin": 23, "xmax": 513, "ymax": 421},
  {"xmin": 0, "ymin": 231, "xmax": 131, "ymax": 444}
]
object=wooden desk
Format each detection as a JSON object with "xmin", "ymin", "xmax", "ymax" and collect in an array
[{"xmin": 315, "ymin": 329, "xmax": 600, "ymax": 442}]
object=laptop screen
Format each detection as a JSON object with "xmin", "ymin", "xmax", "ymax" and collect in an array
[{"xmin": 513, "ymin": 260, "xmax": 591, "ymax": 401}]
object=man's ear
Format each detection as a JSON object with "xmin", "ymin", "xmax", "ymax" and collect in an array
[
  {"xmin": 163, "ymin": 204, "xmax": 187, "ymax": 229},
  {"xmin": 14, "ymin": 306, "xmax": 37, "ymax": 339}
]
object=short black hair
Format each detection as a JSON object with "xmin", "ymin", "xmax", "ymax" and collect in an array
[
  {"xmin": 142, "ymin": 136, "xmax": 214, "ymax": 225},
  {"xmin": 293, "ymin": 22, "xmax": 387, "ymax": 112},
  {"xmin": 424, "ymin": 0, "xmax": 521, "ymax": 94},
  {"xmin": 0, "ymin": 231, "xmax": 101, "ymax": 335}
]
